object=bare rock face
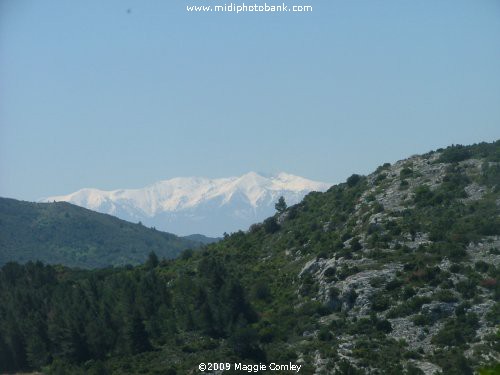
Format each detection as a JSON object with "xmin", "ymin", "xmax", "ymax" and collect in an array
[
  {"xmin": 467, "ymin": 236, "xmax": 500, "ymax": 267},
  {"xmin": 410, "ymin": 360, "xmax": 442, "ymax": 375},
  {"xmin": 463, "ymin": 182, "xmax": 486, "ymax": 202},
  {"xmin": 388, "ymin": 317, "xmax": 443, "ymax": 353}
]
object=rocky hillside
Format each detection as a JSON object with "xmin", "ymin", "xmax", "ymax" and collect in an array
[
  {"xmin": 0, "ymin": 141, "xmax": 498, "ymax": 374},
  {"xmin": 293, "ymin": 142, "xmax": 500, "ymax": 374}
]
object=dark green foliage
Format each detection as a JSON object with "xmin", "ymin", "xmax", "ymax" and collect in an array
[
  {"xmin": 433, "ymin": 289, "xmax": 458, "ymax": 303},
  {"xmin": 350, "ymin": 237, "xmax": 362, "ymax": 251},
  {"xmin": 437, "ymin": 140, "xmax": 500, "ymax": 163},
  {"xmin": 351, "ymin": 335, "xmax": 406, "ymax": 372},
  {"xmin": 401, "ymin": 286, "xmax": 416, "ymax": 300},
  {"xmin": 475, "ymin": 260, "xmax": 491, "ymax": 273},
  {"xmin": 478, "ymin": 363, "xmax": 500, "ymax": 375},
  {"xmin": 299, "ymin": 273, "xmax": 318, "ymax": 297},
  {"xmin": 412, "ymin": 314, "xmax": 433, "ymax": 326},
  {"xmin": 413, "ymin": 166, "xmax": 469, "ymax": 209},
  {"xmin": 179, "ymin": 248, "xmax": 194, "ymax": 260},
  {"xmin": 437, "ymin": 144, "xmax": 472, "ymax": 163},
  {"xmin": 486, "ymin": 302, "xmax": 500, "ymax": 324},
  {"xmin": 346, "ymin": 174, "xmax": 361, "ymax": 187},
  {"xmin": 263, "ymin": 217, "xmax": 280, "ymax": 234},
  {"xmin": 385, "ymin": 278, "xmax": 403, "ymax": 291},
  {"xmin": 371, "ymin": 293, "xmax": 391, "ymax": 312},
  {"xmin": 146, "ymin": 251, "xmax": 159, "ymax": 269},
  {"xmin": 399, "ymin": 179, "xmax": 409, "ymax": 190},
  {"xmin": 456, "ymin": 280, "xmax": 478, "ymax": 299},
  {"xmin": 126, "ymin": 311, "xmax": 152, "ymax": 354},
  {"xmin": 337, "ymin": 266, "xmax": 360, "ymax": 280},
  {"xmin": 345, "ymin": 289, "xmax": 358, "ymax": 308},
  {"xmin": 275, "ymin": 196, "xmax": 287, "ymax": 213},
  {"xmin": 323, "ymin": 267, "xmax": 336, "ymax": 281},
  {"xmin": 375, "ymin": 173, "xmax": 387, "ymax": 185},
  {"xmin": 0, "ymin": 257, "xmax": 256, "ymax": 373},
  {"xmin": 375, "ymin": 319, "xmax": 392, "ymax": 333},
  {"xmin": 481, "ymin": 162, "xmax": 500, "ymax": 191},
  {"xmin": 400, "ymin": 167, "xmax": 413, "ymax": 178},
  {"xmin": 253, "ymin": 281, "xmax": 271, "ymax": 301},
  {"xmin": 387, "ymin": 296, "xmax": 432, "ymax": 318},
  {"xmin": 432, "ymin": 313, "xmax": 479, "ymax": 347},
  {"xmin": 228, "ymin": 322, "xmax": 265, "ymax": 361},
  {"xmin": 0, "ymin": 198, "xmax": 202, "ymax": 268},
  {"xmin": 413, "ymin": 185, "xmax": 434, "ymax": 206},
  {"xmin": 432, "ymin": 348, "xmax": 474, "ymax": 375},
  {"xmin": 335, "ymin": 360, "xmax": 364, "ymax": 374},
  {"xmin": 318, "ymin": 326, "xmax": 333, "ymax": 341},
  {"xmin": 375, "ymin": 163, "xmax": 392, "ymax": 174}
]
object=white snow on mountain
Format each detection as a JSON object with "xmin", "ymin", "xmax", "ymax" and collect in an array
[{"xmin": 42, "ymin": 172, "xmax": 331, "ymax": 236}]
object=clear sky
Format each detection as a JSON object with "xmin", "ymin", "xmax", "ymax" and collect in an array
[{"xmin": 1, "ymin": 0, "xmax": 499, "ymax": 201}]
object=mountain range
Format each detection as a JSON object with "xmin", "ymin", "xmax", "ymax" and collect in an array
[{"xmin": 42, "ymin": 172, "xmax": 330, "ymax": 236}]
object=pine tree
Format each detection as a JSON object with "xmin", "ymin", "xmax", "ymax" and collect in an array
[
  {"xmin": 275, "ymin": 196, "xmax": 287, "ymax": 213},
  {"xmin": 126, "ymin": 311, "xmax": 151, "ymax": 354},
  {"xmin": 145, "ymin": 251, "xmax": 159, "ymax": 269},
  {"xmin": 26, "ymin": 335, "xmax": 50, "ymax": 368}
]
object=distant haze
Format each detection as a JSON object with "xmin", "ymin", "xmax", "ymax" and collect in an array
[
  {"xmin": 1, "ymin": 1, "xmax": 499, "ymax": 201},
  {"xmin": 42, "ymin": 172, "xmax": 330, "ymax": 236}
]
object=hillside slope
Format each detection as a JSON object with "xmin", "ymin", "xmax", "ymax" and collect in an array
[
  {"xmin": 0, "ymin": 198, "xmax": 202, "ymax": 268},
  {"xmin": 0, "ymin": 141, "xmax": 498, "ymax": 374}
]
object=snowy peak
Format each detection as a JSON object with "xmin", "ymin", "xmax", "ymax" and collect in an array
[{"xmin": 42, "ymin": 172, "xmax": 331, "ymax": 236}]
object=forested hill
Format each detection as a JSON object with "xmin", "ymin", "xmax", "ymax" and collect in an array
[
  {"xmin": 0, "ymin": 141, "xmax": 499, "ymax": 374},
  {"xmin": 0, "ymin": 198, "xmax": 202, "ymax": 268}
]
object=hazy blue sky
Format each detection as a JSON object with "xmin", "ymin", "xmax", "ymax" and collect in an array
[{"xmin": 1, "ymin": 0, "xmax": 499, "ymax": 201}]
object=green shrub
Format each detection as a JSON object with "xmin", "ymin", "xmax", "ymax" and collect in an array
[
  {"xmin": 323, "ymin": 267, "xmax": 336, "ymax": 281},
  {"xmin": 456, "ymin": 280, "xmax": 477, "ymax": 299},
  {"xmin": 376, "ymin": 319, "xmax": 392, "ymax": 333},
  {"xmin": 432, "ymin": 313, "xmax": 479, "ymax": 347},
  {"xmin": 433, "ymin": 348, "xmax": 473, "ymax": 374},
  {"xmin": 375, "ymin": 173, "xmax": 387, "ymax": 185},
  {"xmin": 433, "ymin": 290, "xmax": 458, "ymax": 303},
  {"xmin": 350, "ymin": 238, "xmax": 362, "ymax": 251},
  {"xmin": 318, "ymin": 327, "xmax": 333, "ymax": 341},
  {"xmin": 371, "ymin": 294, "xmax": 390, "ymax": 312},
  {"xmin": 400, "ymin": 168, "xmax": 413, "ymax": 178},
  {"xmin": 437, "ymin": 144, "xmax": 471, "ymax": 163},
  {"xmin": 412, "ymin": 314, "xmax": 432, "ymax": 326},
  {"xmin": 254, "ymin": 281, "xmax": 271, "ymax": 301},
  {"xmin": 263, "ymin": 217, "xmax": 280, "ymax": 234},
  {"xmin": 347, "ymin": 174, "xmax": 362, "ymax": 187}
]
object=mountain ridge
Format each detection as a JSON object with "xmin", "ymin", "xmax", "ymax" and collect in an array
[
  {"xmin": 41, "ymin": 172, "xmax": 331, "ymax": 236},
  {"xmin": 0, "ymin": 197, "xmax": 204, "ymax": 268}
]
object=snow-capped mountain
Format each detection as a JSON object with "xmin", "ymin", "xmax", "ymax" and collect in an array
[{"xmin": 42, "ymin": 172, "xmax": 331, "ymax": 236}]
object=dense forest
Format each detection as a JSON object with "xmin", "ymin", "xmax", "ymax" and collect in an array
[
  {"xmin": 0, "ymin": 255, "xmax": 258, "ymax": 374},
  {"xmin": 0, "ymin": 198, "xmax": 203, "ymax": 268},
  {"xmin": 0, "ymin": 141, "xmax": 499, "ymax": 374}
]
